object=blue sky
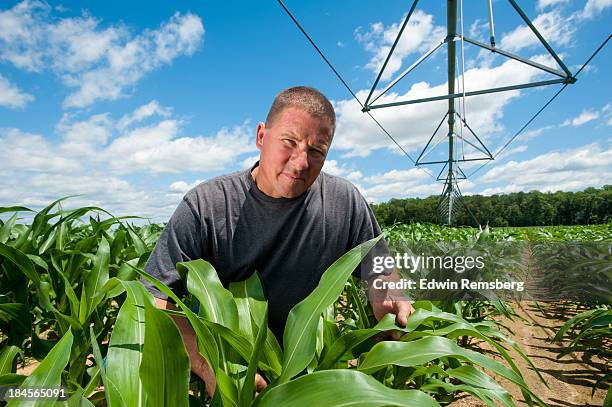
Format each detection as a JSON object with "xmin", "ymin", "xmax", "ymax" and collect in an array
[{"xmin": 0, "ymin": 0, "xmax": 610, "ymax": 222}]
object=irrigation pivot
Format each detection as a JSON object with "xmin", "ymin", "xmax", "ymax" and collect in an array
[{"xmin": 361, "ymin": 0, "xmax": 575, "ymax": 225}]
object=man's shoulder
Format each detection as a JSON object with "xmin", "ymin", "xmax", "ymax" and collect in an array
[
  {"xmin": 319, "ymin": 171, "xmax": 363, "ymax": 199},
  {"xmin": 318, "ymin": 171, "xmax": 370, "ymax": 214}
]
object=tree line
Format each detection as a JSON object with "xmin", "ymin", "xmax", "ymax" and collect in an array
[{"xmin": 371, "ymin": 186, "xmax": 612, "ymax": 227}]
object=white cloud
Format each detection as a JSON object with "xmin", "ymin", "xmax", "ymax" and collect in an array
[
  {"xmin": 0, "ymin": 101, "xmax": 259, "ymax": 222},
  {"xmin": 0, "ymin": 0, "xmax": 48, "ymax": 71},
  {"xmin": 496, "ymin": 144, "xmax": 528, "ymax": 160},
  {"xmin": 0, "ymin": 127, "xmax": 81, "ymax": 173},
  {"xmin": 62, "ymin": 13, "xmax": 204, "ymax": 108},
  {"xmin": 322, "ymin": 159, "xmax": 363, "ymax": 181},
  {"xmin": 561, "ymin": 110, "xmax": 601, "ymax": 127},
  {"xmin": 356, "ymin": 166, "xmax": 443, "ymax": 202},
  {"xmin": 104, "ymin": 121, "xmax": 256, "ymax": 174},
  {"xmin": 537, "ymin": 0, "xmax": 568, "ymax": 10},
  {"xmin": 117, "ymin": 100, "xmax": 171, "ymax": 130},
  {"xmin": 333, "ymin": 56, "xmax": 546, "ymax": 157},
  {"xmin": 169, "ymin": 179, "xmax": 205, "ymax": 194},
  {"xmin": 517, "ymin": 125, "xmax": 555, "ymax": 142},
  {"xmin": 0, "ymin": 73, "xmax": 33, "ymax": 108},
  {"xmin": 241, "ymin": 154, "xmax": 260, "ymax": 169},
  {"xmin": 0, "ymin": 1, "xmax": 204, "ymax": 108},
  {"xmin": 579, "ymin": 0, "xmax": 612, "ymax": 20},
  {"xmin": 468, "ymin": 19, "xmax": 489, "ymax": 40},
  {"xmin": 355, "ymin": 10, "xmax": 445, "ymax": 81},
  {"xmin": 477, "ymin": 143, "xmax": 612, "ymax": 194},
  {"xmin": 604, "ymin": 103, "xmax": 612, "ymax": 126},
  {"xmin": 56, "ymin": 113, "xmax": 113, "ymax": 158},
  {"xmin": 500, "ymin": 10, "xmax": 574, "ymax": 53}
]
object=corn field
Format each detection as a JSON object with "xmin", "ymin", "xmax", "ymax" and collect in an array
[{"xmin": 0, "ymin": 199, "xmax": 610, "ymax": 406}]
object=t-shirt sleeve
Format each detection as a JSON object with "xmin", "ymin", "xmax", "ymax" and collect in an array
[
  {"xmin": 142, "ymin": 196, "xmax": 205, "ymax": 300},
  {"xmin": 349, "ymin": 191, "xmax": 390, "ymax": 281}
]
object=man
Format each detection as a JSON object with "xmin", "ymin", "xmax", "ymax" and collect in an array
[{"xmin": 143, "ymin": 86, "xmax": 412, "ymax": 396}]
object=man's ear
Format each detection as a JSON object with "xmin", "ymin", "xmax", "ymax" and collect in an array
[{"xmin": 256, "ymin": 122, "xmax": 266, "ymax": 150}]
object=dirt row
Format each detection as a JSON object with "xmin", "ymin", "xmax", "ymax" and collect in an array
[{"xmin": 450, "ymin": 301, "xmax": 609, "ymax": 407}]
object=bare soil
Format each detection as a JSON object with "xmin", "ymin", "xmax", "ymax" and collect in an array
[{"xmin": 450, "ymin": 301, "xmax": 609, "ymax": 407}]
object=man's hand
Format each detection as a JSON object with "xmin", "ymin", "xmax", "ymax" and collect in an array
[
  {"xmin": 371, "ymin": 296, "xmax": 414, "ymax": 327},
  {"xmin": 369, "ymin": 272, "xmax": 415, "ymax": 341},
  {"xmin": 371, "ymin": 296, "xmax": 414, "ymax": 341}
]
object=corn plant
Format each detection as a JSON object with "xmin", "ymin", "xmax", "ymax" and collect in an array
[
  {"xmin": 4, "ymin": 203, "xmax": 592, "ymax": 406},
  {"xmin": 88, "ymin": 236, "xmax": 545, "ymax": 406},
  {"xmin": 0, "ymin": 198, "xmax": 159, "ymax": 401}
]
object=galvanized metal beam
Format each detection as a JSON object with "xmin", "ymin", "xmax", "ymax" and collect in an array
[
  {"xmin": 417, "ymin": 157, "xmax": 491, "ymax": 165},
  {"xmin": 461, "ymin": 36, "xmax": 568, "ymax": 78},
  {"xmin": 364, "ymin": 0, "xmax": 420, "ymax": 106},
  {"xmin": 365, "ymin": 78, "xmax": 567, "ymax": 110},
  {"xmin": 368, "ymin": 38, "xmax": 446, "ymax": 106},
  {"xmin": 507, "ymin": 0, "xmax": 573, "ymax": 77}
]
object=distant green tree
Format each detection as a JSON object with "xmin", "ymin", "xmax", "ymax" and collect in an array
[{"xmin": 370, "ymin": 186, "xmax": 612, "ymax": 227}]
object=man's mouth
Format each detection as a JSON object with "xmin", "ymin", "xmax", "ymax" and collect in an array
[{"xmin": 282, "ymin": 172, "xmax": 305, "ymax": 182}]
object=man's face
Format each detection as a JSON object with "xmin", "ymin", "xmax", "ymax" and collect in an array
[{"xmin": 254, "ymin": 107, "xmax": 334, "ymax": 199}]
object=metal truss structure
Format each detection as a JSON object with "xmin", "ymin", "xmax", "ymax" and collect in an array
[{"xmin": 360, "ymin": 0, "xmax": 576, "ymax": 224}]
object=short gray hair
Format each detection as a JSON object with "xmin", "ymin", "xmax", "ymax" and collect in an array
[{"xmin": 265, "ymin": 86, "xmax": 336, "ymax": 131}]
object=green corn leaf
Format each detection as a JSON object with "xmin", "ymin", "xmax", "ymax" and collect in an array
[
  {"xmin": 136, "ymin": 268, "xmax": 244, "ymax": 407},
  {"xmin": 84, "ymin": 236, "xmax": 110, "ymax": 318},
  {"xmin": 140, "ymin": 299, "xmax": 190, "ymax": 407},
  {"xmin": 0, "ymin": 213, "xmax": 18, "ymax": 243},
  {"xmin": 256, "ymin": 370, "xmax": 439, "ymax": 407},
  {"xmin": 239, "ymin": 308, "xmax": 268, "ymax": 407},
  {"xmin": 0, "ymin": 346, "xmax": 20, "ymax": 375},
  {"xmin": 0, "ymin": 373, "xmax": 25, "ymax": 387},
  {"xmin": 56, "ymin": 388, "xmax": 96, "ymax": 407},
  {"xmin": 109, "ymin": 229, "xmax": 127, "ymax": 264},
  {"xmin": 7, "ymin": 330, "xmax": 73, "ymax": 407},
  {"xmin": 106, "ymin": 281, "xmax": 151, "ymax": 407},
  {"xmin": 39, "ymin": 228, "xmax": 58, "ymax": 254},
  {"xmin": 420, "ymin": 380, "xmax": 500, "ymax": 407},
  {"xmin": 229, "ymin": 273, "xmax": 282, "ymax": 377},
  {"xmin": 0, "ymin": 303, "xmax": 29, "ymax": 334},
  {"xmin": 553, "ymin": 308, "xmax": 602, "ymax": 341},
  {"xmin": 317, "ymin": 313, "xmax": 398, "ymax": 370},
  {"xmin": 0, "ymin": 242, "xmax": 41, "ymax": 284},
  {"xmin": 0, "ymin": 206, "xmax": 32, "ymax": 214},
  {"xmin": 136, "ymin": 269, "xmax": 220, "ymax": 376},
  {"xmin": 177, "ymin": 259, "xmax": 239, "ymax": 331},
  {"xmin": 446, "ymin": 365, "xmax": 515, "ymax": 407},
  {"xmin": 229, "ymin": 273, "xmax": 265, "ymax": 340},
  {"xmin": 279, "ymin": 235, "xmax": 381, "ymax": 383},
  {"xmin": 37, "ymin": 281, "xmax": 82, "ymax": 333},
  {"xmin": 126, "ymin": 224, "xmax": 147, "ymax": 256},
  {"xmin": 89, "ymin": 326, "xmax": 127, "ymax": 407},
  {"xmin": 358, "ymin": 336, "xmax": 546, "ymax": 407},
  {"xmin": 51, "ymin": 263, "xmax": 80, "ymax": 318}
]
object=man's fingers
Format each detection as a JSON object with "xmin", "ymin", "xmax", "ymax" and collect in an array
[
  {"xmin": 255, "ymin": 373, "xmax": 268, "ymax": 392},
  {"xmin": 394, "ymin": 301, "xmax": 414, "ymax": 327}
]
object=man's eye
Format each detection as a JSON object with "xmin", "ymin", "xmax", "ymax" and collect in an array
[
  {"xmin": 283, "ymin": 139, "xmax": 296, "ymax": 146},
  {"xmin": 309, "ymin": 149, "xmax": 325, "ymax": 157}
]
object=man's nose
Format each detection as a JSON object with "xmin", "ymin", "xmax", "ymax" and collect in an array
[{"xmin": 291, "ymin": 148, "xmax": 309, "ymax": 171}]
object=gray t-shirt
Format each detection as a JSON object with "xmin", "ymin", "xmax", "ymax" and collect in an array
[{"xmin": 143, "ymin": 163, "xmax": 386, "ymax": 339}]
